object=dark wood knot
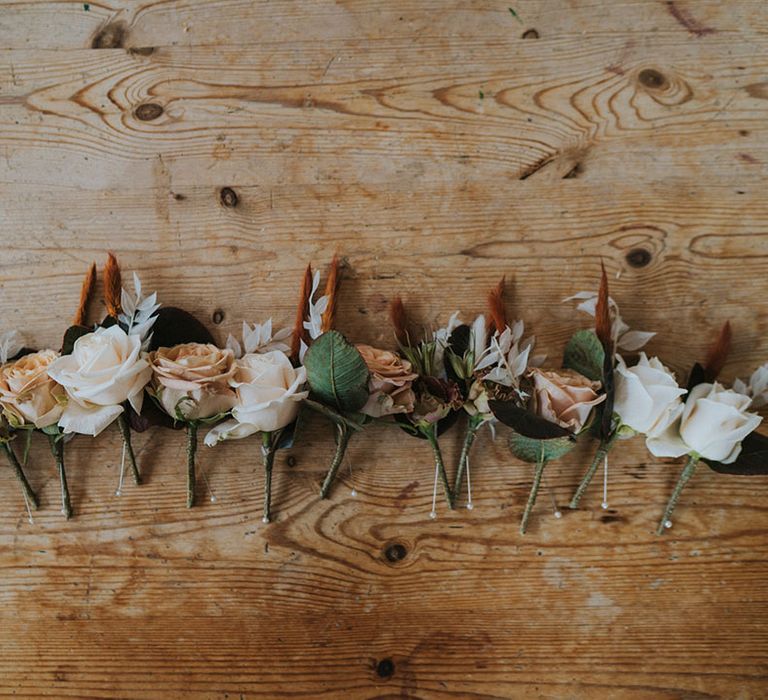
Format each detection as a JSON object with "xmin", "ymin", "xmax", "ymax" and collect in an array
[
  {"xmin": 376, "ymin": 658, "xmax": 395, "ymax": 679},
  {"xmin": 91, "ymin": 21, "xmax": 127, "ymax": 49},
  {"xmin": 626, "ymin": 248, "xmax": 652, "ymax": 268},
  {"xmin": 383, "ymin": 542, "xmax": 407, "ymax": 564},
  {"xmin": 219, "ymin": 187, "xmax": 239, "ymax": 208},
  {"xmin": 522, "ymin": 28, "xmax": 540, "ymax": 39},
  {"xmin": 133, "ymin": 103, "xmax": 164, "ymax": 121},
  {"xmin": 211, "ymin": 309, "xmax": 225, "ymax": 325},
  {"xmin": 638, "ymin": 68, "xmax": 668, "ymax": 90}
]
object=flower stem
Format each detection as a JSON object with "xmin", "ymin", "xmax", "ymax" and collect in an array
[
  {"xmin": 453, "ymin": 416, "xmax": 482, "ymax": 504},
  {"xmin": 48, "ymin": 435, "xmax": 72, "ymax": 519},
  {"xmin": 262, "ymin": 432, "xmax": 276, "ymax": 523},
  {"xmin": 569, "ymin": 433, "xmax": 618, "ymax": 509},
  {"xmin": 2, "ymin": 441, "xmax": 39, "ymax": 509},
  {"xmin": 426, "ymin": 426, "xmax": 454, "ymax": 509},
  {"xmin": 186, "ymin": 423, "xmax": 198, "ymax": 508},
  {"xmin": 320, "ymin": 424, "xmax": 351, "ymax": 499},
  {"xmin": 657, "ymin": 455, "xmax": 699, "ymax": 535},
  {"xmin": 520, "ymin": 450, "xmax": 547, "ymax": 535},
  {"xmin": 117, "ymin": 412, "xmax": 141, "ymax": 486}
]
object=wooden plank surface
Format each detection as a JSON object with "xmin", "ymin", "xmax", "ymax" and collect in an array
[{"xmin": 1, "ymin": 1, "xmax": 767, "ymax": 697}]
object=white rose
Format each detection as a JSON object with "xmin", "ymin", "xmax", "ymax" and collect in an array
[
  {"xmin": 47, "ymin": 325, "xmax": 152, "ymax": 436},
  {"xmin": 204, "ymin": 350, "xmax": 308, "ymax": 445},
  {"xmin": 613, "ymin": 353, "xmax": 687, "ymax": 437},
  {"xmin": 647, "ymin": 382, "xmax": 763, "ymax": 464}
]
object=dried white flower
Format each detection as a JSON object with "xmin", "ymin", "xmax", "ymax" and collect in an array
[
  {"xmin": 0, "ymin": 330, "xmax": 24, "ymax": 365},
  {"xmin": 118, "ymin": 273, "xmax": 160, "ymax": 351},
  {"xmin": 733, "ymin": 363, "xmax": 768, "ymax": 409},
  {"xmin": 226, "ymin": 320, "xmax": 292, "ymax": 360}
]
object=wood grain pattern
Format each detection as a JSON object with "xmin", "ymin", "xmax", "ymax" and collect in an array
[{"xmin": 1, "ymin": 1, "xmax": 768, "ymax": 697}]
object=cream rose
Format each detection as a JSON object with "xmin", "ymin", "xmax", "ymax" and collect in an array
[
  {"xmin": 47, "ymin": 325, "xmax": 152, "ymax": 436},
  {"xmin": 529, "ymin": 368, "xmax": 605, "ymax": 433},
  {"xmin": 204, "ymin": 350, "xmax": 308, "ymax": 444},
  {"xmin": 613, "ymin": 353, "xmax": 687, "ymax": 437},
  {"xmin": 355, "ymin": 344, "xmax": 418, "ymax": 418},
  {"xmin": 0, "ymin": 349, "xmax": 65, "ymax": 429},
  {"xmin": 149, "ymin": 343, "xmax": 237, "ymax": 421},
  {"xmin": 647, "ymin": 382, "xmax": 762, "ymax": 463}
]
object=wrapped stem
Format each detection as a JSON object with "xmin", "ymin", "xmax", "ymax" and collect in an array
[
  {"xmin": 262, "ymin": 432, "xmax": 276, "ymax": 523},
  {"xmin": 454, "ymin": 415, "xmax": 483, "ymax": 503},
  {"xmin": 117, "ymin": 412, "xmax": 141, "ymax": 485},
  {"xmin": 657, "ymin": 456, "xmax": 699, "ymax": 535},
  {"xmin": 320, "ymin": 423, "xmax": 351, "ymax": 499},
  {"xmin": 2, "ymin": 441, "xmax": 39, "ymax": 509},
  {"xmin": 186, "ymin": 423, "xmax": 198, "ymax": 508},
  {"xmin": 48, "ymin": 435, "xmax": 72, "ymax": 519},
  {"xmin": 569, "ymin": 432, "xmax": 619, "ymax": 509},
  {"xmin": 520, "ymin": 451, "xmax": 546, "ymax": 535},
  {"xmin": 426, "ymin": 425, "xmax": 454, "ymax": 509}
]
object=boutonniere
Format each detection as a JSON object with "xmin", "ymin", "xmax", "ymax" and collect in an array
[
  {"xmin": 124, "ymin": 289, "xmax": 233, "ymax": 508},
  {"xmin": 443, "ymin": 278, "xmax": 542, "ymax": 510},
  {"xmin": 294, "ymin": 257, "xmax": 375, "ymax": 499},
  {"xmin": 0, "ymin": 330, "xmax": 40, "ymax": 517},
  {"xmin": 50, "ymin": 255, "xmax": 158, "ymax": 497},
  {"xmin": 389, "ymin": 297, "xmax": 462, "ymax": 517},
  {"xmin": 647, "ymin": 323, "xmax": 764, "ymax": 533},
  {"xmin": 564, "ymin": 265, "xmax": 661, "ymax": 511},
  {"xmin": 204, "ymin": 320, "xmax": 308, "ymax": 522}
]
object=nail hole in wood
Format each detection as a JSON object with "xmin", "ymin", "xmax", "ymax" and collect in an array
[
  {"xmin": 563, "ymin": 162, "xmax": 582, "ymax": 179},
  {"xmin": 286, "ymin": 455, "xmax": 297, "ymax": 468},
  {"xmin": 133, "ymin": 103, "xmax": 164, "ymax": 121},
  {"xmin": 128, "ymin": 46, "xmax": 155, "ymax": 57},
  {"xmin": 638, "ymin": 68, "xmax": 667, "ymax": 90},
  {"xmin": 626, "ymin": 248, "xmax": 652, "ymax": 268},
  {"xmin": 212, "ymin": 309, "xmax": 225, "ymax": 324},
  {"xmin": 219, "ymin": 187, "xmax": 239, "ymax": 208},
  {"xmin": 522, "ymin": 28, "xmax": 539, "ymax": 39},
  {"xmin": 384, "ymin": 542, "xmax": 407, "ymax": 564},
  {"xmin": 376, "ymin": 658, "xmax": 395, "ymax": 679}
]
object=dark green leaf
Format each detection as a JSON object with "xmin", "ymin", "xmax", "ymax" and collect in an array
[
  {"xmin": 686, "ymin": 362, "xmax": 706, "ymax": 392},
  {"xmin": 148, "ymin": 307, "xmax": 215, "ymax": 350},
  {"xmin": 508, "ymin": 432, "xmax": 575, "ymax": 463},
  {"xmin": 304, "ymin": 331, "xmax": 370, "ymax": 413},
  {"xmin": 562, "ymin": 329, "xmax": 604, "ymax": 382},
  {"xmin": 703, "ymin": 432, "xmax": 768, "ymax": 475},
  {"xmin": 60, "ymin": 325, "xmax": 91, "ymax": 355},
  {"xmin": 489, "ymin": 400, "xmax": 571, "ymax": 439}
]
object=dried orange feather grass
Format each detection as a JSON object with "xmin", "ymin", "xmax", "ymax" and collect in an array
[
  {"xmin": 595, "ymin": 261, "xmax": 612, "ymax": 350},
  {"xmin": 73, "ymin": 262, "xmax": 97, "ymax": 327},
  {"xmin": 487, "ymin": 277, "xmax": 506, "ymax": 335},
  {"xmin": 704, "ymin": 320, "xmax": 732, "ymax": 382},
  {"xmin": 389, "ymin": 296, "xmax": 409, "ymax": 347},
  {"xmin": 320, "ymin": 254, "xmax": 342, "ymax": 333},
  {"xmin": 104, "ymin": 252, "xmax": 122, "ymax": 318},
  {"xmin": 290, "ymin": 263, "xmax": 313, "ymax": 361}
]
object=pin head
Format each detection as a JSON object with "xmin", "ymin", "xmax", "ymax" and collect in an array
[
  {"xmin": 350, "ymin": 489, "xmax": 357, "ymax": 497},
  {"xmin": 601, "ymin": 501, "xmax": 609, "ymax": 510},
  {"xmin": 262, "ymin": 516, "xmax": 270, "ymax": 524},
  {"xmin": 554, "ymin": 510, "xmax": 563, "ymax": 519},
  {"xmin": 429, "ymin": 511, "xmax": 437, "ymax": 520},
  {"xmin": 466, "ymin": 503, "xmax": 474, "ymax": 511},
  {"xmin": 115, "ymin": 489, "xmax": 122, "ymax": 497},
  {"xmin": 664, "ymin": 519, "xmax": 673, "ymax": 529}
]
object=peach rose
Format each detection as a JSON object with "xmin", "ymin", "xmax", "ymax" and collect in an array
[
  {"xmin": 528, "ymin": 368, "xmax": 605, "ymax": 433},
  {"xmin": 355, "ymin": 344, "xmax": 418, "ymax": 418},
  {"xmin": 149, "ymin": 343, "xmax": 237, "ymax": 421},
  {"xmin": 0, "ymin": 350, "xmax": 65, "ymax": 429}
]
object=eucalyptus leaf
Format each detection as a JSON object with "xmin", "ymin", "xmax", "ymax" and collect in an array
[
  {"xmin": 563, "ymin": 329, "xmax": 604, "ymax": 382},
  {"xmin": 508, "ymin": 432, "xmax": 576, "ymax": 463},
  {"xmin": 303, "ymin": 331, "xmax": 370, "ymax": 413},
  {"xmin": 488, "ymin": 400, "xmax": 570, "ymax": 439}
]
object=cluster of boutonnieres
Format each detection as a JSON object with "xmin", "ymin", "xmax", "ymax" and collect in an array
[{"xmin": 1, "ymin": 256, "xmax": 766, "ymax": 535}]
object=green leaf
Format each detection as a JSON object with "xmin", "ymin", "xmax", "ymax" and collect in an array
[
  {"xmin": 61, "ymin": 325, "xmax": 91, "ymax": 355},
  {"xmin": 563, "ymin": 329, "xmax": 605, "ymax": 381},
  {"xmin": 488, "ymin": 400, "xmax": 571, "ymax": 439},
  {"xmin": 508, "ymin": 432, "xmax": 575, "ymax": 463},
  {"xmin": 304, "ymin": 331, "xmax": 370, "ymax": 413},
  {"xmin": 703, "ymin": 431, "xmax": 768, "ymax": 475}
]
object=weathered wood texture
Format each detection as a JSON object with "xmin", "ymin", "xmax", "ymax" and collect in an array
[{"xmin": 1, "ymin": 0, "xmax": 768, "ymax": 697}]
